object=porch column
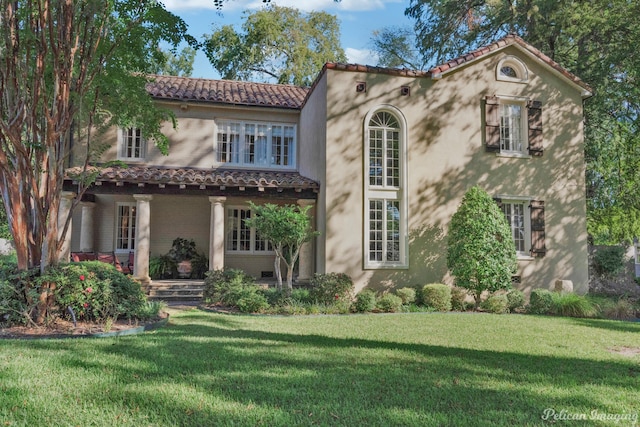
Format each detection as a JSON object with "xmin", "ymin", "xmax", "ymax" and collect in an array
[
  {"xmin": 133, "ymin": 194, "xmax": 153, "ymax": 284},
  {"xmin": 297, "ymin": 199, "xmax": 316, "ymax": 282},
  {"xmin": 79, "ymin": 201, "xmax": 96, "ymax": 252},
  {"xmin": 209, "ymin": 196, "xmax": 227, "ymax": 271},
  {"xmin": 57, "ymin": 191, "xmax": 76, "ymax": 262}
]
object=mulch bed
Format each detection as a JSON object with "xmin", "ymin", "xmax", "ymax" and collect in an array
[{"xmin": 0, "ymin": 312, "xmax": 169, "ymax": 339}]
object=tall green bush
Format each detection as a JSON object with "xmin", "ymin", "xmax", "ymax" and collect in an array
[
  {"xmin": 592, "ymin": 246, "xmax": 626, "ymax": 276},
  {"xmin": 310, "ymin": 273, "xmax": 354, "ymax": 305},
  {"xmin": 447, "ymin": 186, "xmax": 517, "ymax": 308},
  {"xmin": 527, "ymin": 289, "xmax": 554, "ymax": 315}
]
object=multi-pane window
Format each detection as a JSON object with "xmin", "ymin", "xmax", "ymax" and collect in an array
[
  {"xmin": 368, "ymin": 200, "xmax": 400, "ymax": 263},
  {"xmin": 502, "ymin": 201, "xmax": 527, "ymax": 253},
  {"xmin": 119, "ymin": 128, "xmax": 145, "ymax": 160},
  {"xmin": 368, "ymin": 111, "xmax": 400, "ymax": 188},
  {"xmin": 500, "ymin": 103, "xmax": 524, "ymax": 153},
  {"xmin": 116, "ymin": 203, "xmax": 136, "ymax": 251},
  {"xmin": 216, "ymin": 120, "xmax": 296, "ymax": 168},
  {"xmin": 226, "ymin": 208, "xmax": 272, "ymax": 253},
  {"xmin": 365, "ymin": 109, "xmax": 406, "ymax": 268}
]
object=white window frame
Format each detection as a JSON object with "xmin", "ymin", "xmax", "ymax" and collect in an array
[
  {"xmin": 225, "ymin": 206, "xmax": 274, "ymax": 254},
  {"xmin": 496, "ymin": 56, "xmax": 529, "ymax": 83},
  {"xmin": 117, "ymin": 127, "xmax": 146, "ymax": 162},
  {"xmin": 497, "ymin": 96, "xmax": 530, "ymax": 158},
  {"xmin": 115, "ymin": 202, "xmax": 136, "ymax": 253},
  {"xmin": 498, "ymin": 196, "xmax": 534, "ymax": 260},
  {"xmin": 214, "ymin": 120, "xmax": 297, "ymax": 169},
  {"xmin": 364, "ymin": 106, "xmax": 408, "ymax": 269}
]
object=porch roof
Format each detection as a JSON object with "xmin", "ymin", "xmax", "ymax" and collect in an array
[{"xmin": 65, "ymin": 165, "xmax": 319, "ymax": 192}]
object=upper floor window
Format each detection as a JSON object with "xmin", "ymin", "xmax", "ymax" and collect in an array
[
  {"xmin": 118, "ymin": 127, "xmax": 146, "ymax": 161},
  {"xmin": 485, "ymin": 96, "xmax": 543, "ymax": 157},
  {"xmin": 226, "ymin": 207, "xmax": 273, "ymax": 253},
  {"xmin": 364, "ymin": 107, "xmax": 407, "ymax": 269},
  {"xmin": 215, "ymin": 120, "xmax": 296, "ymax": 169},
  {"xmin": 496, "ymin": 56, "xmax": 528, "ymax": 83}
]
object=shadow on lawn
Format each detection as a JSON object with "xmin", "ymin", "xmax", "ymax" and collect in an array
[{"xmin": 7, "ymin": 312, "xmax": 640, "ymax": 426}]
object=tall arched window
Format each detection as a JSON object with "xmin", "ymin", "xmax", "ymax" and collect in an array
[{"xmin": 364, "ymin": 107, "xmax": 407, "ymax": 268}]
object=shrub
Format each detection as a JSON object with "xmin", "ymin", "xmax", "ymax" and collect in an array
[
  {"xmin": 136, "ymin": 300, "xmax": 167, "ymax": 320},
  {"xmin": 527, "ymin": 289, "xmax": 554, "ymax": 315},
  {"xmin": 601, "ymin": 298, "xmax": 636, "ymax": 320},
  {"xmin": 376, "ymin": 293, "xmax": 403, "ymax": 313},
  {"xmin": 310, "ymin": 273, "xmax": 354, "ymax": 305},
  {"xmin": 290, "ymin": 288, "xmax": 312, "ymax": 304},
  {"xmin": 422, "ymin": 284, "xmax": 452, "ymax": 312},
  {"xmin": 481, "ymin": 294, "xmax": 509, "ymax": 314},
  {"xmin": 236, "ymin": 292, "xmax": 269, "ymax": 313},
  {"xmin": 450, "ymin": 286, "xmax": 468, "ymax": 311},
  {"xmin": 551, "ymin": 292, "xmax": 597, "ymax": 318},
  {"xmin": 0, "ymin": 267, "xmax": 39, "ymax": 325},
  {"xmin": 447, "ymin": 187, "xmax": 517, "ymax": 308},
  {"xmin": 353, "ymin": 290, "xmax": 377, "ymax": 313},
  {"xmin": 203, "ymin": 268, "xmax": 259, "ymax": 308},
  {"xmin": 395, "ymin": 287, "xmax": 416, "ymax": 304},
  {"xmin": 149, "ymin": 255, "xmax": 177, "ymax": 280},
  {"xmin": 506, "ymin": 289, "xmax": 525, "ymax": 313},
  {"xmin": 593, "ymin": 246, "xmax": 626, "ymax": 277}
]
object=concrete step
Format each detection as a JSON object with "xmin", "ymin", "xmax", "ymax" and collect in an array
[{"xmin": 144, "ymin": 280, "xmax": 205, "ymax": 302}]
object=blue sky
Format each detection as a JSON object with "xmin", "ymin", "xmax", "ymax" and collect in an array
[{"xmin": 162, "ymin": 0, "xmax": 413, "ymax": 79}]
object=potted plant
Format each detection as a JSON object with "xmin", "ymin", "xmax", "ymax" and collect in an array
[{"xmin": 168, "ymin": 238, "xmax": 198, "ymax": 278}]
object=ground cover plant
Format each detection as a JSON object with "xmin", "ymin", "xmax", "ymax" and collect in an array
[{"xmin": 1, "ymin": 309, "xmax": 639, "ymax": 426}]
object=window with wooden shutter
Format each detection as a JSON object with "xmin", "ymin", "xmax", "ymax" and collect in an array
[
  {"xmin": 529, "ymin": 200, "xmax": 546, "ymax": 257},
  {"xmin": 484, "ymin": 96, "xmax": 501, "ymax": 152},
  {"xmin": 527, "ymin": 100, "xmax": 543, "ymax": 156}
]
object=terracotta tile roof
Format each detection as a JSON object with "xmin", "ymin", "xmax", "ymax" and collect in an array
[
  {"xmin": 145, "ymin": 75, "xmax": 309, "ymax": 109},
  {"xmin": 427, "ymin": 34, "xmax": 592, "ymax": 94},
  {"xmin": 66, "ymin": 165, "xmax": 319, "ymax": 190},
  {"xmin": 322, "ymin": 34, "xmax": 591, "ymax": 96}
]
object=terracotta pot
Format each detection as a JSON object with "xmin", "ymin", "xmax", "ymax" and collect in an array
[{"xmin": 177, "ymin": 260, "xmax": 192, "ymax": 279}]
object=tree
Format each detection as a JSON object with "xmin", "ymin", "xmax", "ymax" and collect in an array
[
  {"xmin": 406, "ymin": 0, "xmax": 640, "ymax": 244},
  {"xmin": 447, "ymin": 186, "xmax": 517, "ymax": 309},
  {"xmin": 244, "ymin": 202, "xmax": 318, "ymax": 292},
  {"xmin": 203, "ymin": 5, "xmax": 347, "ymax": 86},
  {"xmin": 152, "ymin": 47, "xmax": 196, "ymax": 77},
  {"xmin": 370, "ymin": 26, "xmax": 428, "ymax": 70}
]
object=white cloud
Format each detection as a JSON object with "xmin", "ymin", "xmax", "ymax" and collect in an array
[
  {"xmin": 345, "ymin": 47, "xmax": 378, "ymax": 65},
  {"xmin": 163, "ymin": 0, "xmax": 401, "ymax": 12}
]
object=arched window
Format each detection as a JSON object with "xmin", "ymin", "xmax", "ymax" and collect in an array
[
  {"xmin": 364, "ymin": 107, "xmax": 407, "ymax": 268},
  {"xmin": 496, "ymin": 56, "xmax": 528, "ymax": 83}
]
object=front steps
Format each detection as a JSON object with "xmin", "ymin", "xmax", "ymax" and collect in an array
[{"xmin": 145, "ymin": 280, "xmax": 204, "ymax": 303}]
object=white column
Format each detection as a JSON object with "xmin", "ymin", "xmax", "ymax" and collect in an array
[
  {"xmin": 209, "ymin": 196, "xmax": 226, "ymax": 271},
  {"xmin": 57, "ymin": 191, "xmax": 75, "ymax": 262},
  {"xmin": 79, "ymin": 202, "xmax": 96, "ymax": 252},
  {"xmin": 133, "ymin": 195, "xmax": 153, "ymax": 284},
  {"xmin": 297, "ymin": 199, "xmax": 316, "ymax": 282}
]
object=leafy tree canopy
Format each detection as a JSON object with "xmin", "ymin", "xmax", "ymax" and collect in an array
[
  {"xmin": 151, "ymin": 47, "xmax": 196, "ymax": 77},
  {"xmin": 203, "ymin": 5, "xmax": 347, "ymax": 86}
]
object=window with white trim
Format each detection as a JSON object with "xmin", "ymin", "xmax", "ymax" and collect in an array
[
  {"xmin": 118, "ymin": 127, "xmax": 146, "ymax": 161},
  {"xmin": 215, "ymin": 120, "xmax": 296, "ymax": 168},
  {"xmin": 116, "ymin": 203, "xmax": 136, "ymax": 252},
  {"xmin": 500, "ymin": 101, "xmax": 526, "ymax": 154},
  {"xmin": 496, "ymin": 197, "xmax": 546, "ymax": 258},
  {"xmin": 364, "ymin": 108, "xmax": 407, "ymax": 268},
  {"xmin": 496, "ymin": 56, "xmax": 528, "ymax": 83},
  {"xmin": 226, "ymin": 207, "xmax": 273, "ymax": 253},
  {"xmin": 501, "ymin": 200, "xmax": 529, "ymax": 255}
]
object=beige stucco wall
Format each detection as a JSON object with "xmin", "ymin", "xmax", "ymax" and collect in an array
[
  {"xmin": 317, "ymin": 45, "xmax": 589, "ymax": 294},
  {"xmin": 96, "ymin": 103, "xmax": 300, "ymax": 169}
]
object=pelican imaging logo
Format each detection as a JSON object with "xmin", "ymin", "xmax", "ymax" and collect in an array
[{"xmin": 541, "ymin": 408, "xmax": 638, "ymax": 424}]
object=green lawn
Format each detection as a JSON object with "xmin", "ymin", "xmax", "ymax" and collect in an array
[{"xmin": 1, "ymin": 310, "xmax": 639, "ymax": 426}]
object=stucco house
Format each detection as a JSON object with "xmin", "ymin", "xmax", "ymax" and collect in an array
[{"xmin": 63, "ymin": 34, "xmax": 592, "ymax": 294}]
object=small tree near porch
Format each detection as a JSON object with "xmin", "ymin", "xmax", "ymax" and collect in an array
[{"xmin": 244, "ymin": 202, "xmax": 318, "ymax": 292}]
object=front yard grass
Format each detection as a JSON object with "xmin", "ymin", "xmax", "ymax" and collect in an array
[{"xmin": 1, "ymin": 310, "xmax": 639, "ymax": 426}]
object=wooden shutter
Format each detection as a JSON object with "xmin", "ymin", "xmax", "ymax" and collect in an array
[
  {"xmin": 529, "ymin": 200, "xmax": 546, "ymax": 257},
  {"xmin": 527, "ymin": 100, "xmax": 543, "ymax": 156},
  {"xmin": 485, "ymin": 96, "xmax": 501, "ymax": 152}
]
